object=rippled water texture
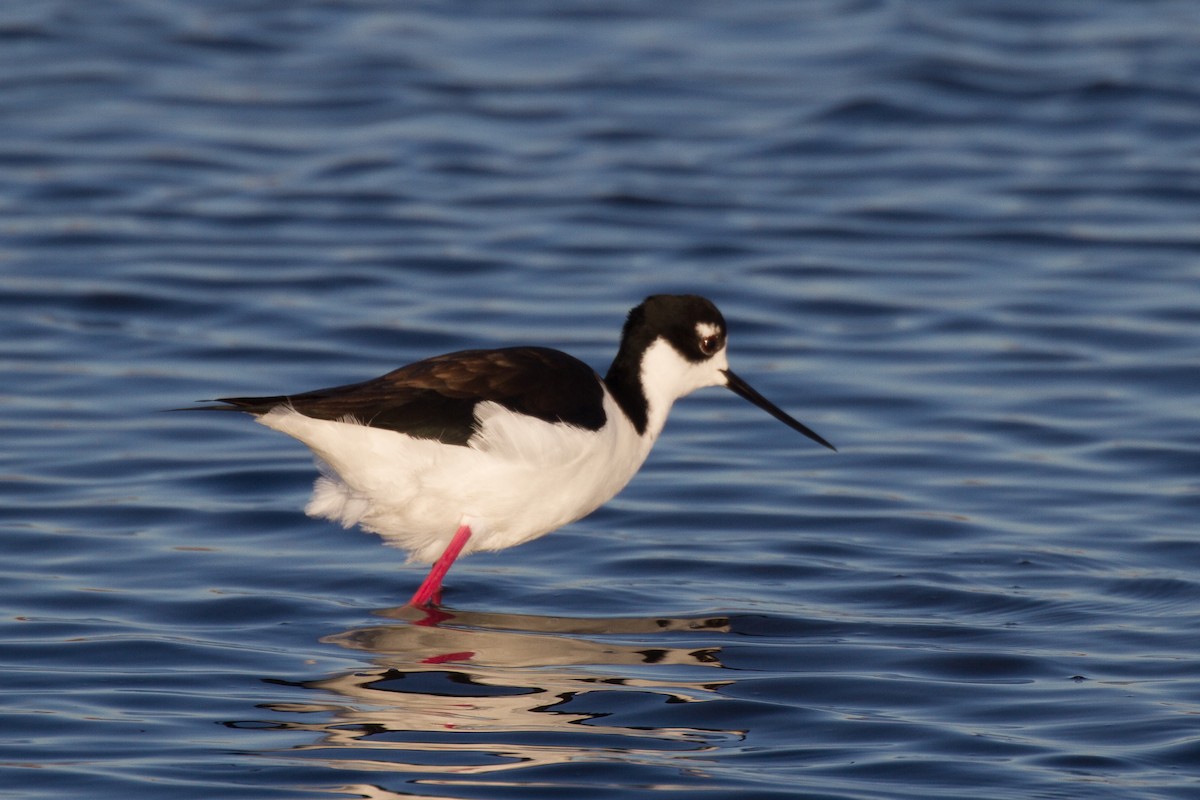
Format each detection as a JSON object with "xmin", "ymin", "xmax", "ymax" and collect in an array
[{"xmin": 3, "ymin": 1, "xmax": 1199, "ymax": 798}]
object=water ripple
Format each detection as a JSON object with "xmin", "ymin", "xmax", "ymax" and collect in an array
[{"xmin": 3, "ymin": 1, "xmax": 1199, "ymax": 798}]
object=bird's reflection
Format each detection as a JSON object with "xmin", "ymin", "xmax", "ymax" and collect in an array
[
  {"xmin": 335, "ymin": 603, "xmax": 731, "ymax": 668},
  {"xmin": 254, "ymin": 605, "xmax": 742, "ymax": 787}
]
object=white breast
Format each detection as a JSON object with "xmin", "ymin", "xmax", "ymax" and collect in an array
[{"xmin": 257, "ymin": 389, "xmax": 653, "ymax": 563}]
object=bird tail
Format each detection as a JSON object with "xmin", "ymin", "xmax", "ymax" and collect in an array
[{"xmin": 169, "ymin": 396, "xmax": 290, "ymax": 414}]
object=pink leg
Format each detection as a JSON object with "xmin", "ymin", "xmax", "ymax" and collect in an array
[{"xmin": 408, "ymin": 524, "xmax": 472, "ymax": 608}]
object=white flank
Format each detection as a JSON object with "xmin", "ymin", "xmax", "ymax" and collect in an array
[{"xmin": 257, "ymin": 392, "xmax": 649, "ymax": 563}]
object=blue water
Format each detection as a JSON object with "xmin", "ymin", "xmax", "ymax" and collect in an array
[{"xmin": 3, "ymin": 1, "xmax": 1199, "ymax": 797}]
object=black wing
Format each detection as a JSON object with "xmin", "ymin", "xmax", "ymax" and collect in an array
[{"xmin": 209, "ymin": 347, "xmax": 607, "ymax": 447}]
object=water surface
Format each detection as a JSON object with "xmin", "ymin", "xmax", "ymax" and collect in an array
[{"xmin": 3, "ymin": 1, "xmax": 1199, "ymax": 798}]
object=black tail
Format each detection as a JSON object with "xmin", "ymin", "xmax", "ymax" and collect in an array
[{"xmin": 173, "ymin": 396, "xmax": 289, "ymax": 414}]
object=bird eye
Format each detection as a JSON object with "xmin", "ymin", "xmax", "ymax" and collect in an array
[{"xmin": 700, "ymin": 335, "xmax": 721, "ymax": 355}]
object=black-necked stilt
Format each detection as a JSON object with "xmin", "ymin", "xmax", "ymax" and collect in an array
[{"xmin": 197, "ymin": 294, "xmax": 834, "ymax": 607}]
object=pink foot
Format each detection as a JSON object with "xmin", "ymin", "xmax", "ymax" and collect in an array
[{"xmin": 408, "ymin": 524, "xmax": 472, "ymax": 608}]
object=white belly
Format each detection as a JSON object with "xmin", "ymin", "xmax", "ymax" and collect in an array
[{"xmin": 257, "ymin": 393, "xmax": 654, "ymax": 563}]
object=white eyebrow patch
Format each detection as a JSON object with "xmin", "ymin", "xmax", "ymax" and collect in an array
[{"xmin": 696, "ymin": 322, "xmax": 721, "ymax": 339}]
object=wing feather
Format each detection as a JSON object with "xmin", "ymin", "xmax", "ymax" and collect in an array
[{"xmin": 212, "ymin": 347, "xmax": 606, "ymax": 446}]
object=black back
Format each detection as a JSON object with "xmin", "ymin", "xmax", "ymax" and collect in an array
[{"xmin": 214, "ymin": 346, "xmax": 606, "ymax": 447}]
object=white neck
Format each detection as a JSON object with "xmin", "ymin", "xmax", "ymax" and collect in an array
[{"xmin": 636, "ymin": 337, "xmax": 728, "ymax": 442}]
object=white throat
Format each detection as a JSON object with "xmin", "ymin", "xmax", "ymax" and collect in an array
[{"xmin": 636, "ymin": 337, "xmax": 728, "ymax": 441}]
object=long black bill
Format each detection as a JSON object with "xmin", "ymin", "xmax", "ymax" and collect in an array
[{"xmin": 723, "ymin": 370, "xmax": 836, "ymax": 452}]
